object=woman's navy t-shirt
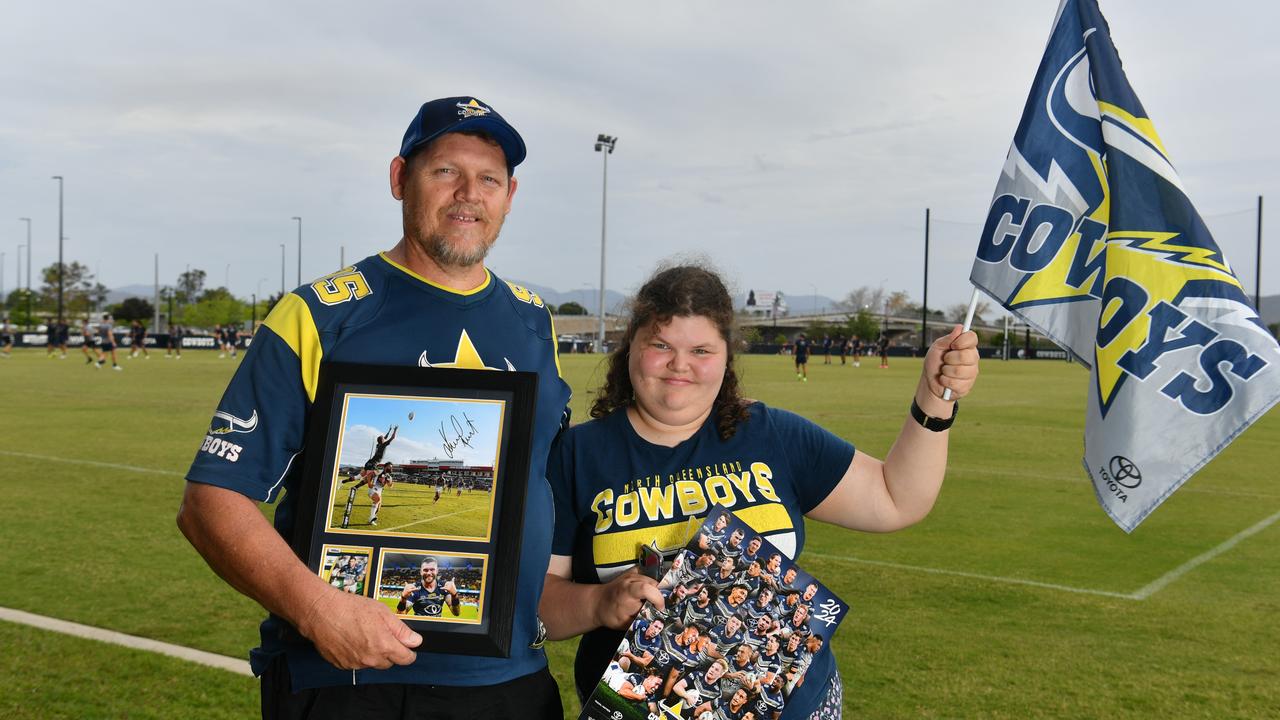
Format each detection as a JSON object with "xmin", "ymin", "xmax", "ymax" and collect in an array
[{"xmin": 549, "ymin": 401, "xmax": 855, "ymax": 718}]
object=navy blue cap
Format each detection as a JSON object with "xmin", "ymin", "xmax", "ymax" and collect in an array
[{"xmin": 398, "ymin": 97, "xmax": 526, "ymax": 172}]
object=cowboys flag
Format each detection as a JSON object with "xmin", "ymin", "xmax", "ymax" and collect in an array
[{"xmin": 967, "ymin": 0, "xmax": 1280, "ymax": 531}]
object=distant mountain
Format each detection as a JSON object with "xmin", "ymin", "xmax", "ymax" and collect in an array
[
  {"xmin": 506, "ymin": 279, "xmax": 628, "ymax": 315},
  {"xmin": 106, "ymin": 284, "xmax": 157, "ymax": 305}
]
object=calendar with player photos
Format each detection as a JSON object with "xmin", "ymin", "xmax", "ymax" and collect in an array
[
  {"xmin": 290, "ymin": 362, "xmax": 538, "ymax": 657},
  {"xmin": 578, "ymin": 507, "xmax": 849, "ymax": 720}
]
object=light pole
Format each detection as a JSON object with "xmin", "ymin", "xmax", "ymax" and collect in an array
[
  {"xmin": 279, "ymin": 244, "xmax": 286, "ymax": 296},
  {"xmin": 19, "ymin": 218, "xmax": 31, "ymax": 326},
  {"xmin": 593, "ymin": 134, "xmax": 617, "ymax": 353},
  {"xmin": 922, "ymin": 207, "xmax": 930, "ymax": 355},
  {"xmin": 52, "ymin": 176, "xmax": 64, "ymax": 324},
  {"xmin": 292, "ymin": 216, "xmax": 302, "ymax": 287}
]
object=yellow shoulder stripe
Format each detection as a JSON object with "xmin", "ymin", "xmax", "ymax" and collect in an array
[{"xmin": 263, "ymin": 293, "xmax": 323, "ymax": 402}]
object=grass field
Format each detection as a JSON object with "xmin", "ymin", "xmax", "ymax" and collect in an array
[
  {"xmin": 328, "ymin": 480, "xmax": 494, "ymax": 538},
  {"xmin": 0, "ymin": 348, "xmax": 1277, "ymax": 718},
  {"xmin": 375, "ymin": 597, "xmax": 481, "ymax": 622}
]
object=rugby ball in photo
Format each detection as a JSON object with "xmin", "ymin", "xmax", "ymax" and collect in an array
[{"xmin": 407, "ymin": 411, "xmax": 415, "ymax": 422}]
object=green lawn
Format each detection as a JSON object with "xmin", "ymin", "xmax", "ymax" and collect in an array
[{"xmin": 0, "ymin": 348, "xmax": 1276, "ymax": 718}]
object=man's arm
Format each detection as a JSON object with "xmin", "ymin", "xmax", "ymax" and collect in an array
[
  {"xmin": 176, "ymin": 481, "xmax": 421, "ymax": 670},
  {"xmin": 444, "ymin": 578, "xmax": 461, "ymax": 616}
]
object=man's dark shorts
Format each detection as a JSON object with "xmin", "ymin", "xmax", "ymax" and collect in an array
[{"xmin": 261, "ymin": 654, "xmax": 563, "ymax": 720}]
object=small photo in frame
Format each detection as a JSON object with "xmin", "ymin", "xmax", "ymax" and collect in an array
[
  {"xmin": 324, "ymin": 394, "xmax": 503, "ymax": 541},
  {"xmin": 374, "ymin": 549, "xmax": 488, "ymax": 625},
  {"xmin": 318, "ymin": 545, "xmax": 373, "ymax": 597}
]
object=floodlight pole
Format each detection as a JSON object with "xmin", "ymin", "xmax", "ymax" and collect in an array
[
  {"xmin": 921, "ymin": 207, "xmax": 930, "ymax": 355},
  {"xmin": 292, "ymin": 216, "xmax": 302, "ymax": 287},
  {"xmin": 594, "ymin": 134, "xmax": 617, "ymax": 353},
  {"xmin": 52, "ymin": 175, "xmax": 64, "ymax": 325},
  {"xmin": 19, "ymin": 218, "xmax": 31, "ymax": 327},
  {"xmin": 1256, "ymin": 195, "xmax": 1263, "ymax": 317}
]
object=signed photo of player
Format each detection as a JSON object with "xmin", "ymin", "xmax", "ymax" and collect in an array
[
  {"xmin": 375, "ymin": 549, "xmax": 487, "ymax": 625},
  {"xmin": 324, "ymin": 393, "xmax": 504, "ymax": 541},
  {"xmin": 578, "ymin": 507, "xmax": 849, "ymax": 720},
  {"xmin": 318, "ymin": 544, "xmax": 372, "ymax": 597}
]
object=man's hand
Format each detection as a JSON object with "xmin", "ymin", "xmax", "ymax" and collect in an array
[
  {"xmin": 443, "ymin": 578, "xmax": 457, "ymax": 596},
  {"xmin": 592, "ymin": 567, "xmax": 665, "ymax": 631},
  {"xmin": 298, "ymin": 588, "xmax": 422, "ymax": 670},
  {"xmin": 401, "ymin": 583, "xmax": 417, "ymax": 599}
]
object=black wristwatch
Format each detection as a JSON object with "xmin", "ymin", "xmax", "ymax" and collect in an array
[{"xmin": 910, "ymin": 398, "xmax": 958, "ymax": 432}]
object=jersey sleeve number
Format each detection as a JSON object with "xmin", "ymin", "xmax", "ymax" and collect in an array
[{"xmin": 312, "ymin": 270, "xmax": 372, "ymax": 306}]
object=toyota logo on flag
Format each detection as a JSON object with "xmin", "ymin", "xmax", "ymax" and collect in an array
[{"xmin": 1109, "ymin": 456, "xmax": 1142, "ymax": 489}]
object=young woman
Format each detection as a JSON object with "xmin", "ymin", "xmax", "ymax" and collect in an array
[{"xmin": 541, "ymin": 264, "xmax": 978, "ymax": 718}]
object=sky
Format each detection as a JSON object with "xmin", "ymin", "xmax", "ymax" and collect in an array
[
  {"xmin": 2, "ymin": 0, "xmax": 1276, "ymax": 314},
  {"xmin": 338, "ymin": 395, "xmax": 503, "ymax": 468}
]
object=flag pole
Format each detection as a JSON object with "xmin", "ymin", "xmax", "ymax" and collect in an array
[{"xmin": 942, "ymin": 286, "xmax": 981, "ymax": 401}]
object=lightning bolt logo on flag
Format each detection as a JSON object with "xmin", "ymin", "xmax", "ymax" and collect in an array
[{"xmin": 967, "ymin": 0, "xmax": 1280, "ymax": 531}]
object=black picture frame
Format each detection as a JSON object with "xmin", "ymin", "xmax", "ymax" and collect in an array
[{"xmin": 291, "ymin": 361, "xmax": 538, "ymax": 658}]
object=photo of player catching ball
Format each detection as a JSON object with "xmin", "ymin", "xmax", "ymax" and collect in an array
[{"xmin": 325, "ymin": 393, "xmax": 505, "ymax": 540}]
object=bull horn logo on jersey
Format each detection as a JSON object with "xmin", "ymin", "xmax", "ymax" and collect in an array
[
  {"xmin": 417, "ymin": 329, "xmax": 516, "ymax": 371},
  {"xmin": 210, "ymin": 409, "xmax": 259, "ymax": 435}
]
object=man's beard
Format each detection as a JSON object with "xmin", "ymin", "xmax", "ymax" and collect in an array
[{"xmin": 403, "ymin": 203, "xmax": 504, "ymax": 269}]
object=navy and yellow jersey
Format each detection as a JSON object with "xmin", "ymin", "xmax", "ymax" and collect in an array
[
  {"xmin": 401, "ymin": 585, "xmax": 452, "ymax": 617},
  {"xmin": 678, "ymin": 668, "xmax": 724, "ymax": 710},
  {"xmin": 184, "ymin": 253, "xmax": 571, "ymax": 690},
  {"xmin": 743, "ymin": 598, "xmax": 777, "ymax": 626},
  {"xmin": 757, "ymin": 649, "xmax": 784, "ymax": 680},
  {"xmin": 550, "ymin": 401, "xmax": 853, "ymax": 717},
  {"xmin": 742, "ymin": 627, "xmax": 773, "ymax": 652}
]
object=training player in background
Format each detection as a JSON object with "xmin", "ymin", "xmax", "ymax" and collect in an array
[
  {"xmin": 129, "ymin": 320, "xmax": 151, "ymax": 359},
  {"xmin": 878, "ymin": 333, "xmax": 890, "ymax": 369},
  {"xmin": 224, "ymin": 323, "xmax": 239, "ymax": 358},
  {"xmin": 80, "ymin": 318, "xmax": 95, "ymax": 364},
  {"xmin": 95, "ymin": 313, "xmax": 121, "ymax": 371},
  {"xmin": 793, "ymin": 332, "xmax": 809, "ymax": 381},
  {"xmin": 822, "ymin": 334, "xmax": 832, "ymax": 364},
  {"xmin": 165, "ymin": 324, "xmax": 183, "ymax": 359},
  {"xmin": 0, "ymin": 317, "xmax": 12, "ymax": 357},
  {"xmin": 397, "ymin": 557, "xmax": 461, "ymax": 617},
  {"xmin": 851, "ymin": 335, "xmax": 862, "ymax": 367}
]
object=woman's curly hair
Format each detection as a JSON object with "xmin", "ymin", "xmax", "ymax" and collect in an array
[{"xmin": 589, "ymin": 264, "xmax": 750, "ymax": 440}]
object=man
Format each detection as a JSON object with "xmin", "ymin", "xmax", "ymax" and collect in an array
[
  {"xmin": 618, "ymin": 616, "xmax": 664, "ymax": 671},
  {"xmin": 80, "ymin": 318, "xmax": 95, "ymax": 364},
  {"xmin": 348, "ymin": 462, "xmax": 394, "ymax": 526},
  {"xmin": 672, "ymin": 658, "xmax": 729, "ymax": 717},
  {"xmin": 166, "ymin": 324, "xmax": 183, "ymax": 359},
  {"xmin": 397, "ymin": 557, "xmax": 461, "ymax": 618},
  {"xmin": 130, "ymin": 320, "xmax": 151, "ymax": 359},
  {"xmin": 878, "ymin": 332, "xmax": 890, "ymax": 369},
  {"xmin": 614, "ymin": 671, "xmax": 664, "ymax": 715},
  {"xmin": 0, "ymin": 317, "xmax": 12, "ymax": 357},
  {"xmin": 793, "ymin": 333, "xmax": 809, "ymax": 381},
  {"xmin": 177, "ymin": 96, "xmax": 570, "ymax": 718},
  {"xmin": 96, "ymin": 313, "xmax": 121, "ymax": 371}
]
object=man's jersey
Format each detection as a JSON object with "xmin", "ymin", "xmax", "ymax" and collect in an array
[
  {"xmin": 628, "ymin": 622, "xmax": 663, "ymax": 661},
  {"xmin": 653, "ymin": 633, "xmax": 702, "ymax": 677},
  {"xmin": 794, "ymin": 338, "xmax": 809, "ymax": 360},
  {"xmin": 712, "ymin": 596, "xmax": 747, "ymax": 626},
  {"xmin": 184, "ymin": 254, "xmax": 571, "ymax": 690},
  {"xmin": 756, "ymin": 649, "xmax": 784, "ymax": 680},
  {"xmin": 369, "ymin": 436, "xmax": 392, "ymax": 465},
  {"xmin": 712, "ymin": 701, "xmax": 754, "ymax": 720},
  {"xmin": 403, "ymin": 584, "xmax": 451, "ymax": 617},
  {"xmin": 720, "ymin": 659, "xmax": 758, "ymax": 700},
  {"xmin": 742, "ymin": 627, "xmax": 773, "ymax": 652},
  {"xmin": 734, "ymin": 569, "xmax": 766, "ymax": 597},
  {"xmin": 706, "ymin": 623, "xmax": 745, "ymax": 655},
  {"xmin": 618, "ymin": 673, "xmax": 656, "ymax": 703},
  {"xmin": 677, "ymin": 597, "xmax": 717, "ymax": 629},
  {"xmin": 99, "ymin": 320, "xmax": 114, "ymax": 344},
  {"xmin": 753, "ymin": 684, "xmax": 786, "ymax": 719},
  {"xmin": 370, "ymin": 471, "xmax": 392, "ymax": 492},
  {"xmin": 705, "ymin": 568, "xmax": 739, "ymax": 595},
  {"xmin": 743, "ymin": 597, "xmax": 777, "ymax": 625},
  {"xmin": 677, "ymin": 668, "xmax": 724, "ymax": 711}
]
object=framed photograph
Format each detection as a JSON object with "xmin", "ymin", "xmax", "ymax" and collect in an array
[{"xmin": 291, "ymin": 362, "xmax": 537, "ymax": 658}]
